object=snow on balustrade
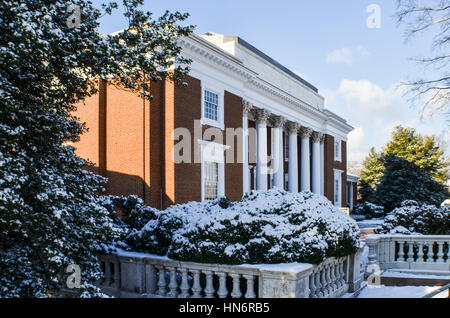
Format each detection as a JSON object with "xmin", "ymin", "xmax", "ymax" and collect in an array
[
  {"xmin": 97, "ymin": 248, "xmax": 365, "ymax": 298},
  {"xmin": 366, "ymin": 235, "xmax": 450, "ymax": 274},
  {"xmin": 309, "ymin": 257, "xmax": 347, "ymax": 298}
]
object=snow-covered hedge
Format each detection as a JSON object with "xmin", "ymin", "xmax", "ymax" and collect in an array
[
  {"xmin": 375, "ymin": 200, "xmax": 450, "ymax": 235},
  {"xmin": 122, "ymin": 189, "xmax": 360, "ymax": 265},
  {"xmin": 353, "ymin": 202, "xmax": 384, "ymax": 219}
]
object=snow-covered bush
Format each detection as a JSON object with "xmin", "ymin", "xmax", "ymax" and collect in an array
[
  {"xmin": 375, "ymin": 200, "xmax": 450, "ymax": 235},
  {"xmin": 130, "ymin": 189, "xmax": 360, "ymax": 265},
  {"xmin": 353, "ymin": 202, "xmax": 384, "ymax": 219}
]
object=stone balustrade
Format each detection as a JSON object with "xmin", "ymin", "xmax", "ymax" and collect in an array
[
  {"xmin": 97, "ymin": 248, "xmax": 364, "ymax": 298},
  {"xmin": 365, "ymin": 235, "xmax": 450, "ymax": 275}
]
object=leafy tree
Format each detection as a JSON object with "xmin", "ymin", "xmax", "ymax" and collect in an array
[
  {"xmin": 359, "ymin": 126, "xmax": 449, "ymax": 211},
  {"xmin": 0, "ymin": 0, "xmax": 193, "ymax": 297}
]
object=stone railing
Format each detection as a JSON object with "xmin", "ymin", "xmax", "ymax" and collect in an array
[
  {"xmin": 365, "ymin": 235, "xmax": 450, "ymax": 274},
  {"xmin": 97, "ymin": 248, "xmax": 364, "ymax": 298}
]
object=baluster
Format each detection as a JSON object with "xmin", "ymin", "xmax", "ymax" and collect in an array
[
  {"xmin": 325, "ymin": 265, "xmax": 333, "ymax": 294},
  {"xmin": 217, "ymin": 272, "xmax": 228, "ymax": 298},
  {"xmin": 339, "ymin": 260, "xmax": 345, "ymax": 287},
  {"xmin": 203, "ymin": 271, "xmax": 215, "ymax": 298},
  {"xmin": 157, "ymin": 265, "xmax": 168, "ymax": 296},
  {"xmin": 427, "ymin": 242, "xmax": 435, "ymax": 263},
  {"xmin": 316, "ymin": 271, "xmax": 324, "ymax": 298},
  {"xmin": 397, "ymin": 242, "xmax": 405, "ymax": 262},
  {"xmin": 179, "ymin": 268, "xmax": 190, "ymax": 298},
  {"xmin": 112, "ymin": 261, "xmax": 120, "ymax": 289},
  {"xmin": 167, "ymin": 266, "xmax": 178, "ymax": 298},
  {"xmin": 417, "ymin": 242, "xmax": 425, "ymax": 263},
  {"xmin": 191, "ymin": 270, "xmax": 202, "ymax": 298},
  {"xmin": 230, "ymin": 273, "xmax": 242, "ymax": 298},
  {"xmin": 309, "ymin": 271, "xmax": 317, "ymax": 298},
  {"xmin": 329, "ymin": 263, "xmax": 337, "ymax": 292},
  {"xmin": 321, "ymin": 267, "xmax": 328, "ymax": 297},
  {"xmin": 436, "ymin": 242, "xmax": 445, "ymax": 263},
  {"xmin": 243, "ymin": 275, "xmax": 256, "ymax": 298},
  {"xmin": 407, "ymin": 241, "xmax": 414, "ymax": 262},
  {"xmin": 104, "ymin": 261, "xmax": 112, "ymax": 287}
]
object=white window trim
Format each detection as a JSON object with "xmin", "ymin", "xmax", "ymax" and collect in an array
[
  {"xmin": 333, "ymin": 169, "xmax": 344, "ymax": 207},
  {"xmin": 334, "ymin": 138, "xmax": 342, "ymax": 162},
  {"xmin": 199, "ymin": 140, "xmax": 229, "ymax": 201},
  {"xmin": 201, "ymin": 83, "xmax": 225, "ymax": 131}
]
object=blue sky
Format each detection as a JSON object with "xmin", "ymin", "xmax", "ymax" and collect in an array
[{"xmin": 93, "ymin": 0, "xmax": 449, "ymax": 163}]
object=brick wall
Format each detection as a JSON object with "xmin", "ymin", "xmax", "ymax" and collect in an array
[{"xmin": 324, "ymin": 134, "xmax": 348, "ymax": 207}]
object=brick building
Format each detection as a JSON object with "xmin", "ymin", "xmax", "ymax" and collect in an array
[{"xmin": 74, "ymin": 32, "xmax": 354, "ymax": 210}]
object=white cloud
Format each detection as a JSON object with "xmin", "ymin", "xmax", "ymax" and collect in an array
[
  {"xmin": 326, "ymin": 45, "xmax": 370, "ymax": 65},
  {"xmin": 347, "ymin": 126, "xmax": 369, "ymax": 162},
  {"xmin": 325, "ymin": 79, "xmax": 449, "ymax": 163}
]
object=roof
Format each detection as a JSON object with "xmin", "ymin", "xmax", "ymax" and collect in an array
[{"xmin": 236, "ymin": 37, "xmax": 318, "ymax": 93}]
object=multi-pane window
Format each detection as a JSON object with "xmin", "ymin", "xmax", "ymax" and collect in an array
[
  {"xmin": 334, "ymin": 178, "xmax": 340, "ymax": 205},
  {"xmin": 204, "ymin": 90, "xmax": 219, "ymax": 121},
  {"xmin": 204, "ymin": 162, "xmax": 219, "ymax": 200}
]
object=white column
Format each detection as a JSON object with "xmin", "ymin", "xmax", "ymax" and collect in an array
[
  {"xmin": 300, "ymin": 127, "xmax": 313, "ymax": 192},
  {"xmin": 349, "ymin": 182, "xmax": 354, "ymax": 210},
  {"xmin": 286, "ymin": 122, "xmax": 300, "ymax": 193},
  {"xmin": 255, "ymin": 108, "xmax": 271, "ymax": 191},
  {"xmin": 271, "ymin": 115, "xmax": 286, "ymax": 189},
  {"xmin": 320, "ymin": 135, "xmax": 325, "ymax": 195},
  {"xmin": 311, "ymin": 132, "xmax": 322, "ymax": 194},
  {"xmin": 242, "ymin": 101, "xmax": 253, "ymax": 194}
]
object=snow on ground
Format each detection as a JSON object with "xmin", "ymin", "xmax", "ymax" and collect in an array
[
  {"xmin": 358, "ymin": 285, "xmax": 442, "ymax": 298},
  {"xmin": 357, "ymin": 218, "xmax": 385, "ymax": 226}
]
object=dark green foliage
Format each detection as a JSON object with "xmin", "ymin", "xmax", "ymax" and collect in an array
[
  {"xmin": 375, "ymin": 200, "xmax": 450, "ymax": 235},
  {"xmin": 122, "ymin": 189, "xmax": 361, "ymax": 265},
  {"xmin": 359, "ymin": 126, "xmax": 449, "ymax": 212},
  {"xmin": 0, "ymin": 0, "xmax": 193, "ymax": 297}
]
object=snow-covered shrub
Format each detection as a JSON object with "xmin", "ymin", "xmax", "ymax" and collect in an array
[
  {"xmin": 375, "ymin": 200, "xmax": 450, "ymax": 235},
  {"xmin": 353, "ymin": 202, "xmax": 384, "ymax": 219},
  {"xmin": 133, "ymin": 189, "xmax": 360, "ymax": 265}
]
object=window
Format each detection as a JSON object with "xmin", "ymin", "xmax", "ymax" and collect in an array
[
  {"xmin": 204, "ymin": 90, "xmax": 219, "ymax": 121},
  {"xmin": 284, "ymin": 173, "xmax": 289, "ymax": 191},
  {"xmin": 334, "ymin": 169, "xmax": 343, "ymax": 207},
  {"xmin": 200, "ymin": 140, "xmax": 227, "ymax": 201},
  {"xmin": 204, "ymin": 162, "xmax": 219, "ymax": 200},
  {"xmin": 334, "ymin": 139, "xmax": 341, "ymax": 162}
]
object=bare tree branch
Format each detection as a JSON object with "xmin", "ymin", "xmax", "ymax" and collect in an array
[{"xmin": 396, "ymin": 0, "xmax": 450, "ymax": 119}]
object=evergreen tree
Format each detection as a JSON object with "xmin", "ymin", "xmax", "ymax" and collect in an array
[
  {"xmin": 0, "ymin": 0, "xmax": 193, "ymax": 297},
  {"xmin": 359, "ymin": 126, "xmax": 449, "ymax": 211},
  {"xmin": 359, "ymin": 147, "xmax": 384, "ymax": 202}
]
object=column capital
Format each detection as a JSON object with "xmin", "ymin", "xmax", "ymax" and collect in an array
[
  {"xmin": 285, "ymin": 121, "xmax": 300, "ymax": 135},
  {"xmin": 320, "ymin": 134, "xmax": 326, "ymax": 144},
  {"xmin": 253, "ymin": 108, "xmax": 271, "ymax": 124},
  {"xmin": 311, "ymin": 131, "xmax": 323, "ymax": 143},
  {"xmin": 300, "ymin": 126, "xmax": 313, "ymax": 139},
  {"xmin": 269, "ymin": 115, "xmax": 286, "ymax": 128},
  {"xmin": 242, "ymin": 100, "xmax": 253, "ymax": 116}
]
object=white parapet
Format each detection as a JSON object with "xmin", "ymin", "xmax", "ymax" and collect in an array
[
  {"xmin": 97, "ymin": 248, "xmax": 365, "ymax": 299},
  {"xmin": 365, "ymin": 234, "xmax": 450, "ymax": 277}
]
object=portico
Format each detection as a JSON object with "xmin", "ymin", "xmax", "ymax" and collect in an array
[{"xmin": 242, "ymin": 101, "xmax": 325, "ymax": 195}]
